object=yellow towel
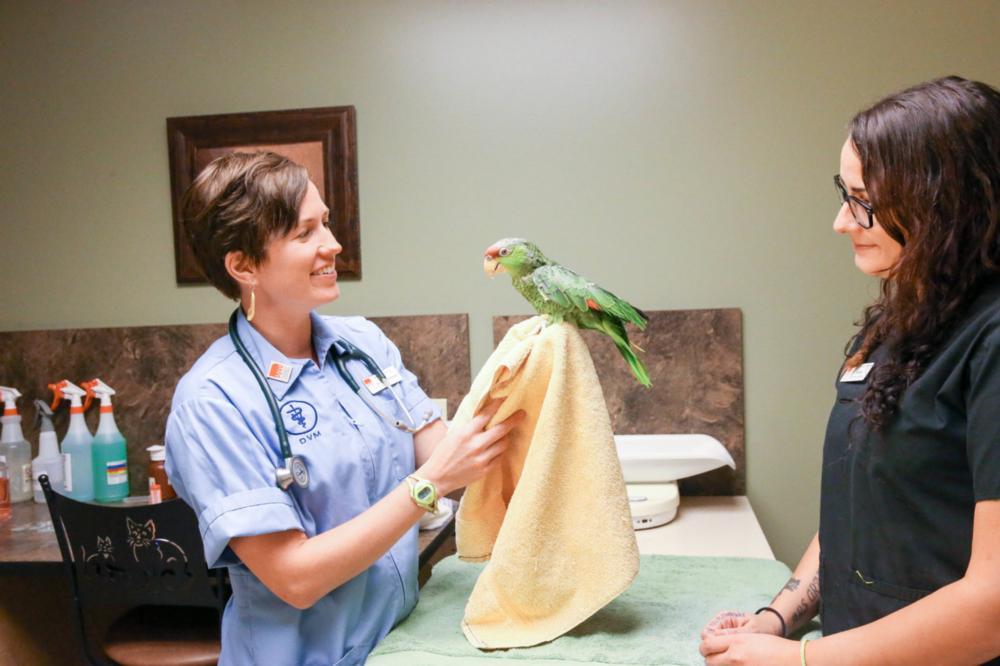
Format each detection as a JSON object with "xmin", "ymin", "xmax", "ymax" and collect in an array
[{"xmin": 453, "ymin": 316, "xmax": 639, "ymax": 649}]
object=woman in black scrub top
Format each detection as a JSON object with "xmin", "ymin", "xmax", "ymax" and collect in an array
[{"xmin": 700, "ymin": 76, "xmax": 1000, "ymax": 665}]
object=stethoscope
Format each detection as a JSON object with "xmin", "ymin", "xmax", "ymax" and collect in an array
[{"xmin": 227, "ymin": 309, "xmax": 434, "ymax": 490}]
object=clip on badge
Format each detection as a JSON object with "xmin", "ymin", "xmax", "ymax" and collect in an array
[
  {"xmin": 363, "ymin": 374, "xmax": 386, "ymax": 394},
  {"xmin": 267, "ymin": 361, "xmax": 293, "ymax": 383},
  {"xmin": 384, "ymin": 366, "xmax": 403, "ymax": 386},
  {"xmin": 840, "ymin": 362, "xmax": 874, "ymax": 383}
]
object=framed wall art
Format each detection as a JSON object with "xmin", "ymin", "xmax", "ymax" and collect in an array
[{"xmin": 166, "ymin": 106, "xmax": 361, "ymax": 283}]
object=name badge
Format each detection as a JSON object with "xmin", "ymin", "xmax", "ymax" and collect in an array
[
  {"xmin": 384, "ymin": 366, "xmax": 403, "ymax": 386},
  {"xmin": 363, "ymin": 374, "xmax": 386, "ymax": 394},
  {"xmin": 267, "ymin": 361, "xmax": 293, "ymax": 383},
  {"xmin": 840, "ymin": 362, "xmax": 874, "ymax": 383}
]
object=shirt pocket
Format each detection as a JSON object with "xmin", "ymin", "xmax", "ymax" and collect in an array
[
  {"xmin": 363, "ymin": 390, "xmax": 417, "ymax": 471},
  {"xmin": 848, "ymin": 566, "xmax": 933, "ymax": 603},
  {"xmin": 846, "ymin": 450, "xmax": 936, "ymax": 606},
  {"xmin": 298, "ymin": 403, "xmax": 377, "ymax": 522}
]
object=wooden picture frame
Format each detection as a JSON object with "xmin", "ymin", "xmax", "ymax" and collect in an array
[{"xmin": 166, "ymin": 106, "xmax": 361, "ymax": 283}]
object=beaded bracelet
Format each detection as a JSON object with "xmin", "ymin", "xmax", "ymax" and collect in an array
[{"xmin": 754, "ymin": 606, "xmax": 787, "ymax": 638}]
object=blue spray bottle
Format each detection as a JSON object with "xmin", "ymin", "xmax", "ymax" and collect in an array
[
  {"xmin": 49, "ymin": 380, "xmax": 94, "ymax": 501},
  {"xmin": 83, "ymin": 379, "xmax": 129, "ymax": 502}
]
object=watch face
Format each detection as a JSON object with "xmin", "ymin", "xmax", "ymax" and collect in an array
[
  {"xmin": 417, "ymin": 486, "xmax": 433, "ymax": 501},
  {"xmin": 290, "ymin": 456, "xmax": 309, "ymax": 488}
]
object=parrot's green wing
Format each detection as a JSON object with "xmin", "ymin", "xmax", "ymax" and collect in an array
[{"xmin": 530, "ymin": 264, "xmax": 648, "ymax": 329}]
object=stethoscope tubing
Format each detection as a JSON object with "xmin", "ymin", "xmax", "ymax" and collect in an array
[
  {"xmin": 227, "ymin": 309, "xmax": 433, "ymax": 490},
  {"xmin": 228, "ymin": 310, "xmax": 292, "ymax": 459},
  {"xmin": 332, "ymin": 341, "xmax": 427, "ymax": 434}
]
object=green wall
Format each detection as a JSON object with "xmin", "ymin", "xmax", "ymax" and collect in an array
[{"xmin": 1, "ymin": 0, "xmax": 998, "ymax": 565}]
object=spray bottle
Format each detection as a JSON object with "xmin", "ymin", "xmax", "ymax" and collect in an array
[
  {"xmin": 49, "ymin": 380, "xmax": 94, "ymax": 501},
  {"xmin": 32, "ymin": 400, "xmax": 64, "ymax": 504},
  {"xmin": 82, "ymin": 379, "xmax": 129, "ymax": 502},
  {"xmin": 0, "ymin": 387, "xmax": 33, "ymax": 503}
]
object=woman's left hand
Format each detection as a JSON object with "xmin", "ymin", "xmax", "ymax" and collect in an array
[{"xmin": 699, "ymin": 632, "xmax": 799, "ymax": 665}]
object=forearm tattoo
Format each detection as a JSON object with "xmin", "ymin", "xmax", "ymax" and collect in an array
[
  {"xmin": 791, "ymin": 573, "xmax": 820, "ymax": 624},
  {"xmin": 779, "ymin": 577, "xmax": 800, "ymax": 596}
]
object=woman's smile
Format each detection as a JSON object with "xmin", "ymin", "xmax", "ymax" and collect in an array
[{"xmin": 311, "ymin": 265, "xmax": 338, "ymax": 280}]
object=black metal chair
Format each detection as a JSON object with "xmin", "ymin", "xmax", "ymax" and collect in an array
[{"xmin": 40, "ymin": 475, "xmax": 225, "ymax": 666}]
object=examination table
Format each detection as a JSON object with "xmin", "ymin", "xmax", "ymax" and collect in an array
[{"xmin": 368, "ymin": 553, "xmax": 801, "ymax": 665}]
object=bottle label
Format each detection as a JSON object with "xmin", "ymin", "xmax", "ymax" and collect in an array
[
  {"xmin": 64, "ymin": 454, "xmax": 72, "ymax": 492},
  {"xmin": 106, "ymin": 460, "xmax": 128, "ymax": 486},
  {"xmin": 21, "ymin": 463, "xmax": 31, "ymax": 494}
]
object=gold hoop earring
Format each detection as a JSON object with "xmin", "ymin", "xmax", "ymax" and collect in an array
[{"xmin": 246, "ymin": 287, "xmax": 256, "ymax": 322}]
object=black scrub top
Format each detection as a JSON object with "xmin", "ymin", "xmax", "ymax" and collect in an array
[{"xmin": 819, "ymin": 280, "xmax": 1000, "ymax": 652}]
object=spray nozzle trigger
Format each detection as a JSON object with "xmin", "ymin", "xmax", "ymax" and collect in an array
[
  {"xmin": 82, "ymin": 381, "xmax": 95, "ymax": 411},
  {"xmin": 34, "ymin": 399, "xmax": 54, "ymax": 430},
  {"xmin": 0, "ymin": 386, "xmax": 22, "ymax": 415},
  {"xmin": 48, "ymin": 380, "xmax": 87, "ymax": 410},
  {"xmin": 82, "ymin": 378, "xmax": 115, "ymax": 411},
  {"xmin": 47, "ymin": 381, "xmax": 66, "ymax": 411}
]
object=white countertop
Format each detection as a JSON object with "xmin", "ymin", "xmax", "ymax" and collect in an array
[{"xmin": 634, "ymin": 495, "xmax": 775, "ymax": 560}]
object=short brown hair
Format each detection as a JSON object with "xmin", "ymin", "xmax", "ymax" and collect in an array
[{"xmin": 181, "ymin": 151, "xmax": 310, "ymax": 300}]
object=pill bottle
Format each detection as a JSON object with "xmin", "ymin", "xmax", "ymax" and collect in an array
[{"xmin": 146, "ymin": 445, "xmax": 176, "ymax": 501}]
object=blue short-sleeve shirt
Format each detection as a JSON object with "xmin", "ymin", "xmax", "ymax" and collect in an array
[{"xmin": 165, "ymin": 310, "xmax": 441, "ymax": 666}]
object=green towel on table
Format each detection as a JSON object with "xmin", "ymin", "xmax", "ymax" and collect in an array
[{"xmin": 368, "ymin": 554, "xmax": 794, "ymax": 666}]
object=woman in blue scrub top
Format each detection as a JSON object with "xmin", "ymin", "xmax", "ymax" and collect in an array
[
  {"xmin": 165, "ymin": 151, "xmax": 524, "ymax": 666},
  {"xmin": 700, "ymin": 77, "xmax": 1000, "ymax": 665}
]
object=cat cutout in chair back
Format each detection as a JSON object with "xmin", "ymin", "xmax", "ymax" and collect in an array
[
  {"xmin": 81, "ymin": 535, "xmax": 118, "ymax": 579},
  {"xmin": 125, "ymin": 516, "xmax": 188, "ymax": 568},
  {"xmin": 84, "ymin": 536, "xmax": 115, "ymax": 564}
]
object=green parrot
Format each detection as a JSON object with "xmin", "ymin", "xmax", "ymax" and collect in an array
[{"xmin": 483, "ymin": 238, "xmax": 651, "ymax": 387}]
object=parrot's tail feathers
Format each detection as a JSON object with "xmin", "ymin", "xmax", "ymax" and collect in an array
[
  {"xmin": 617, "ymin": 341, "xmax": 652, "ymax": 388},
  {"xmin": 632, "ymin": 306, "xmax": 650, "ymax": 330},
  {"xmin": 619, "ymin": 304, "xmax": 648, "ymax": 330}
]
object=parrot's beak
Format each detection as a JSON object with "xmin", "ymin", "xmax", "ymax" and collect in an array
[{"xmin": 483, "ymin": 256, "xmax": 506, "ymax": 277}]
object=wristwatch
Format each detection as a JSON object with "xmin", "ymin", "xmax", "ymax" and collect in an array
[{"xmin": 406, "ymin": 475, "xmax": 440, "ymax": 514}]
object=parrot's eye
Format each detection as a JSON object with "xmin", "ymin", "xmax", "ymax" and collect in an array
[{"xmin": 499, "ymin": 247, "xmax": 511, "ymax": 257}]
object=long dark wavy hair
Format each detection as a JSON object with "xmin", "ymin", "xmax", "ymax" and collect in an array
[{"xmin": 846, "ymin": 76, "xmax": 1000, "ymax": 431}]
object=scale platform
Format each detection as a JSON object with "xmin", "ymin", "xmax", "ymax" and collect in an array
[
  {"xmin": 626, "ymin": 481, "xmax": 680, "ymax": 529},
  {"xmin": 616, "ymin": 434, "xmax": 735, "ymax": 530}
]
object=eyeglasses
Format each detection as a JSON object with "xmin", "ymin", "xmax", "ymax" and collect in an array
[{"xmin": 834, "ymin": 175, "xmax": 875, "ymax": 229}]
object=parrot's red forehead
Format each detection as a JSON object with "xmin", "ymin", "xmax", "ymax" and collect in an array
[{"xmin": 484, "ymin": 244, "xmax": 500, "ymax": 258}]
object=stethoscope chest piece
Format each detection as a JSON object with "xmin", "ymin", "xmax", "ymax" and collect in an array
[{"xmin": 276, "ymin": 455, "xmax": 309, "ymax": 490}]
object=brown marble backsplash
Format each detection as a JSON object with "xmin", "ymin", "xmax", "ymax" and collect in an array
[
  {"xmin": 0, "ymin": 314, "xmax": 470, "ymax": 497},
  {"xmin": 0, "ymin": 309, "xmax": 742, "ymax": 498},
  {"xmin": 494, "ymin": 309, "xmax": 745, "ymax": 495}
]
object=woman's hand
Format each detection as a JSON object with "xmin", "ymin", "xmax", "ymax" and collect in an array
[
  {"xmin": 699, "ymin": 633, "xmax": 799, "ymax": 666},
  {"xmin": 701, "ymin": 609, "xmax": 783, "ymax": 639},
  {"xmin": 416, "ymin": 399, "xmax": 524, "ymax": 495}
]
